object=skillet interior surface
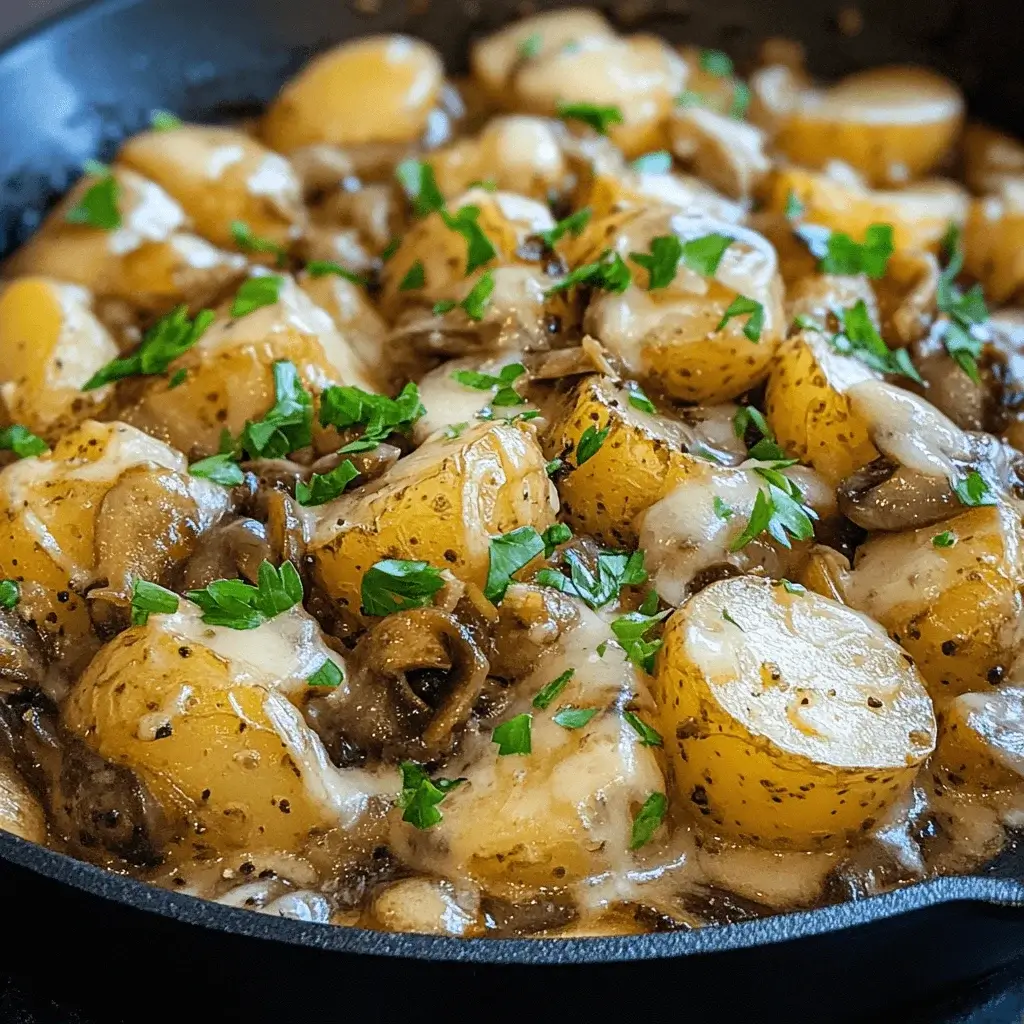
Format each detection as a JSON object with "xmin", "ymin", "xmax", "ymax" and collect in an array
[{"xmin": 2, "ymin": 0, "xmax": 1024, "ymax": 1017}]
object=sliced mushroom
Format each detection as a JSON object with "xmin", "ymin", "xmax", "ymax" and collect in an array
[
  {"xmin": 488, "ymin": 583, "xmax": 580, "ymax": 682},
  {"xmin": 911, "ymin": 322, "xmax": 990, "ymax": 432},
  {"xmin": 874, "ymin": 249, "xmax": 940, "ymax": 346},
  {"xmin": 178, "ymin": 517, "xmax": 273, "ymax": 591},
  {"xmin": 305, "ymin": 608, "xmax": 489, "ymax": 765},
  {"xmin": 0, "ymin": 610, "xmax": 48, "ymax": 691},
  {"xmin": 525, "ymin": 336, "xmax": 617, "ymax": 381},
  {"xmin": 838, "ymin": 457, "xmax": 961, "ymax": 531}
]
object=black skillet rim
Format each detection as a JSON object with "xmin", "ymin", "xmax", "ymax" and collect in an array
[{"xmin": 2, "ymin": 0, "xmax": 1024, "ymax": 967}]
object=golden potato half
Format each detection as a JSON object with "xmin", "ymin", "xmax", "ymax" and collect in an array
[
  {"xmin": 849, "ymin": 505, "xmax": 1024, "ymax": 702},
  {"xmin": 655, "ymin": 576, "xmax": 936, "ymax": 849},
  {"xmin": 263, "ymin": 35, "xmax": 445, "ymax": 151},
  {"xmin": 935, "ymin": 687, "xmax": 1024, "ymax": 795},
  {"xmin": 309, "ymin": 420, "xmax": 556, "ymax": 618},
  {"xmin": 765, "ymin": 328, "xmax": 880, "ymax": 486},
  {"xmin": 963, "ymin": 181, "xmax": 1024, "ymax": 303},
  {"xmin": 0, "ymin": 277, "xmax": 118, "ymax": 438}
]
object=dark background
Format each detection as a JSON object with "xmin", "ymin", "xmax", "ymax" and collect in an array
[{"xmin": 0, "ymin": 2, "xmax": 1023, "ymax": 1021}]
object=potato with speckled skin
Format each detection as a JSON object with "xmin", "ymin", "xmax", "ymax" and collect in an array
[
  {"xmin": 3, "ymin": 167, "xmax": 246, "ymax": 316},
  {"xmin": 118, "ymin": 125, "xmax": 305, "ymax": 257},
  {"xmin": 63, "ymin": 605, "xmax": 382, "ymax": 853},
  {"xmin": 754, "ymin": 65, "xmax": 964, "ymax": 187},
  {"xmin": 574, "ymin": 208, "xmax": 784, "ymax": 404},
  {"xmin": 0, "ymin": 277, "xmax": 118, "ymax": 438},
  {"xmin": 765, "ymin": 329, "xmax": 880, "ymax": 486},
  {"xmin": 655, "ymin": 576, "xmax": 936, "ymax": 849},
  {"xmin": 309, "ymin": 420, "xmax": 556, "ymax": 619},
  {"xmin": 935, "ymin": 687, "xmax": 1024, "ymax": 794},
  {"xmin": 0, "ymin": 420, "xmax": 229, "ymax": 669},
  {"xmin": 848, "ymin": 506, "xmax": 1024, "ymax": 702},
  {"xmin": 763, "ymin": 167, "xmax": 968, "ymax": 255},
  {"xmin": 263, "ymin": 36, "xmax": 445, "ymax": 152},
  {"xmin": 542, "ymin": 375, "xmax": 705, "ymax": 547},
  {"xmin": 962, "ymin": 183, "xmax": 1024, "ymax": 303}
]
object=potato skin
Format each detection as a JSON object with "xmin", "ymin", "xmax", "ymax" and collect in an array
[
  {"xmin": 849, "ymin": 506, "xmax": 1024, "ymax": 702},
  {"xmin": 765, "ymin": 329, "xmax": 879, "ymax": 486},
  {"xmin": 963, "ymin": 187, "xmax": 1024, "ymax": 303},
  {"xmin": 655, "ymin": 576, "xmax": 935, "ymax": 849},
  {"xmin": 543, "ymin": 375, "xmax": 700, "ymax": 547},
  {"xmin": 310, "ymin": 421, "xmax": 556, "ymax": 618}
]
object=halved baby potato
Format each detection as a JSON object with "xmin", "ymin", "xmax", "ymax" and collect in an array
[
  {"xmin": 655, "ymin": 575, "xmax": 936, "ymax": 849},
  {"xmin": 118, "ymin": 125, "xmax": 306, "ymax": 257},
  {"xmin": 64, "ymin": 601, "xmax": 386, "ymax": 853},
  {"xmin": 575, "ymin": 208, "xmax": 784, "ymax": 403},
  {"xmin": 309, "ymin": 420, "xmax": 556, "ymax": 619},
  {"xmin": 935, "ymin": 686, "xmax": 1024, "ymax": 794},
  {"xmin": 753, "ymin": 64, "xmax": 964, "ymax": 186},
  {"xmin": 765, "ymin": 328, "xmax": 880, "ymax": 486},
  {"xmin": 264, "ymin": 36, "xmax": 445, "ymax": 152},
  {"xmin": 963, "ymin": 180, "xmax": 1024, "ymax": 303},
  {"xmin": 848, "ymin": 505, "xmax": 1024, "ymax": 702},
  {"xmin": 0, "ymin": 277, "xmax": 118, "ymax": 438}
]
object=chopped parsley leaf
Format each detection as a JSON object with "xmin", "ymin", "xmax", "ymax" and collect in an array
[
  {"xmin": 395, "ymin": 159, "xmax": 446, "ymax": 217},
  {"xmin": 0, "ymin": 425, "xmax": 48, "ymax": 459},
  {"xmin": 722, "ymin": 608, "xmax": 743, "ymax": 630},
  {"xmin": 700, "ymin": 48, "xmax": 733, "ymax": 77},
  {"xmin": 545, "ymin": 458, "xmax": 564, "ymax": 476},
  {"xmin": 398, "ymin": 762, "xmax": 465, "ymax": 829},
  {"xmin": 552, "ymin": 706, "xmax": 598, "ymax": 729},
  {"xmin": 932, "ymin": 530, "xmax": 956, "ymax": 548},
  {"xmin": 492, "ymin": 713, "xmax": 532, "ymax": 755},
  {"xmin": 830, "ymin": 301, "xmax": 922, "ymax": 383},
  {"xmin": 451, "ymin": 362, "xmax": 526, "ymax": 407},
  {"xmin": 189, "ymin": 453, "xmax": 245, "ymax": 487},
  {"xmin": 230, "ymin": 220, "xmax": 286, "ymax": 265},
  {"xmin": 533, "ymin": 669, "xmax": 574, "ymax": 710},
  {"xmin": 630, "ymin": 792, "xmax": 668, "ymax": 849},
  {"xmin": 713, "ymin": 496, "xmax": 734, "ymax": 520},
  {"xmin": 437, "ymin": 270, "xmax": 495, "ymax": 321},
  {"xmin": 441, "ymin": 205, "xmax": 497, "ymax": 275},
  {"xmin": 575, "ymin": 424, "xmax": 610, "ymax": 465},
  {"xmin": 485, "ymin": 525, "xmax": 545, "ymax": 603},
  {"xmin": 611, "ymin": 610, "xmax": 668, "ymax": 673},
  {"xmin": 296, "ymin": 459, "xmax": 359, "ymax": 506},
  {"xmin": 150, "ymin": 109, "xmax": 182, "ymax": 131},
  {"xmin": 319, "ymin": 381, "xmax": 424, "ymax": 448},
  {"xmin": 231, "ymin": 275, "xmax": 284, "ymax": 318},
  {"xmin": 716, "ymin": 295, "xmax": 764, "ymax": 342},
  {"xmin": 630, "ymin": 235, "xmax": 683, "ymax": 290},
  {"xmin": 518, "ymin": 32, "xmax": 542, "ymax": 59},
  {"xmin": 305, "ymin": 260, "xmax": 368, "ymax": 286},
  {"xmin": 535, "ymin": 548, "xmax": 647, "ymax": 610},
  {"xmin": 130, "ymin": 579, "xmax": 180, "ymax": 626},
  {"xmin": 784, "ymin": 190, "xmax": 805, "ymax": 222},
  {"xmin": 186, "ymin": 560, "xmax": 303, "ymax": 630},
  {"xmin": 399, "ymin": 260, "xmax": 426, "ymax": 291},
  {"xmin": 545, "ymin": 249, "xmax": 632, "ymax": 296},
  {"xmin": 795, "ymin": 222, "xmax": 893, "ymax": 279},
  {"xmin": 624, "ymin": 710, "xmax": 663, "ymax": 746},
  {"xmin": 937, "ymin": 228, "xmax": 989, "ymax": 383},
  {"xmin": 729, "ymin": 470, "xmax": 817, "ymax": 552},
  {"xmin": 733, "ymin": 404, "xmax": 774, "ymax": 442},
  {"xmin": 0, "ymin": 580, "xmax": 20, "ymax": 610},
  {"xmin": 65, "ymin": 166, "xmax": 121, "ymax": 230},
  {"xmin": 626, "ymin": 381, "xmax": 655, "ymax": 414},
  {"xmin": 542, "ymin": 522, "xmax": 573, "ymax": 557},
  {"xmin": 539, "ymin": 208, "xmax": 592, "ymax": 247},
  {"xmin": 361, "ymin": 559, "xmax": 445, "ymax": 617},
  {"xmin": 235, "ymin": 360, "xmax": 313, "ymax": 460},
  {"xmin": 307, "ymin": 660, "xmax": 344, "ymax": 688},
  {"xmin": 557, "ymin": 101, "xmax": 624, "ymax": 135},
  {"xmin": 952, "ymin": 470, "xmax": 995, "ymax": 508}
]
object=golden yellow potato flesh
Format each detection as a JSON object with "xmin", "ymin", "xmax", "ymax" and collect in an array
[
  {"xmin": 63, "ymin": 603, "xmax": 377, "ymax": 853},
  {"xmin": 263, "ymin": 36, "xmax": 445, "ymax": 152},
  {"xmin": 765, "ymin": 329, "xmax": 880, "ymax": 486},
  {"xmin": 0, "ymin": 277, "xmax": 117, "ymax": 438},
  {"xmin": 542, "ymin": 375, "xmax": 700, "ymax": 547},
  {"xmin": 309, "ymin": 421, "xmax": 556, "ymax": 619},
  {"xmin": 963, "ymin": 183, "xmax": 1024, "ymax": 303},
  {"xmin": 766, "ymin": 66, "xmax": 964, "ymax": 187},
  {"xmin": 118, "ymin": 125, "xmax": 305, "ymax": 255},
  {"xmin": 935, "ymin": 687, "xmax": 1024, "ymax": 795},
  {"xmin": 655, "ymin": 576, "xmax": 936, "ymax": 849},
  {"xmin": 849, "ymin": 506, "xmax": 1024, "ymax": 703}
]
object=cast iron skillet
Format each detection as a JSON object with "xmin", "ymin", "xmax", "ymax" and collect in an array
[{"xmin": 2, "ymin": 1, "xmax": 1024, "ymax": 1020}]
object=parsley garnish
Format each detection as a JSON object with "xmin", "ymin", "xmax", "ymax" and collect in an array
[
  {"xmin": 542, "ymin": 523, "xmax": 573, "ymax": 557},
  {"xmin": 830, "ymin": 301, "xmax": 922, "ymax": 383},
  {"xmin": 722, "ymin": 608, "xmax": 743, "ymax": 629},
  {"xmin": 518, "ymin": 31, "xmax": 542, "ymax": 59},
  {"xmin": 380, "ymin": 238, "xmax": 401, "ymax": 263},
  {"xmin": 492, "ymin": 713, "xmax": 532, "ymax": 755},
  {"xmin": 296, "ymin": 459, "xmax": 359, "ymax": 506},
  {"xmin": 717, "ymin": 295, "xmax": 764, "ymax": 342},
  {"xmin": 780, "ymin": 579, "xmax": 806, "ymax": 594},
  {"xmin": 624, "ymin": 710, "xmax": 662, "ymax": 746},
  {"xmin": 952, "ymin": 470, "xmax": 995, "ymax": 507},
  {"xmin": 65, "ymin": 165, "xmax": 121, "ymax": 231},
  {"xmin": 444, "ymin": 422, "xmax": 468, "ymax": 439},
  {"xmin": 435, "ymin": 270, "xmax": 495, "ymax": 320},
  {"xmin": 631, "ymin": 151, "xmax": 673, "ymax": 174},
  {"xmin": 319, "ymin": 381, "xmax": 424, "ymax": 450},
  {"xmin": 83, "ymin": 306, "xmax": 214, "ymax": 390},
  {"xmin": 189, "ymin": 453, "xmax": 244, "ymax": 487},
  {"xmin": 932, "ymin": 531, "xmax": 956, "ymax": 548},
  {"xmin": 231, "ymin": 275, "xmax": 284, "ymax": 318},
  {"xmin": 557, "ymin": 101, "xmax": 624, "ymax": 134},
  {"xmin": 795, "ymin": 222, "xmax": 893, "ymax": 279},
  {"xmin": 700, "ymin": 49, "xmax": 733, "ymax": 77},
  {"xmin": 130, "ymin": 579, "xmax": 180, "ymax": 626},
  {"xmin": 441, "ymin": 205, "xmax": 497, "ymax": 276},
  {"xmin": 308, "ymin": 660, "xmax": 344, "ymax": 688},
  {"xmin": 395, "ymin": 159, "xmax": 446, "ymax": 217},
  {"xmin": 186, "ymin": 560, "xmax": 303, "ymax": 630},
  {"xmin": 230, "ymin": 220, "xmax": 286, "ymax": 265},
  {"xmin": 0, "ymin": 425, "xmax": 48, "ymax": 459},
  {"xmin": 533, "ymin": 669, "xmax": 574, "ymax": 710},
  {"xmin": 485, "ymin": 526, "xmax": 545, "ymax": 603},
  {"xmin": 733, "ymin": 404, "xmax": 772, "ymax": 441},
  {"xmin": 713, "ymin": 495, "xmax": 734, "ymax": 519},
  {"xmin": 630, "ymin": 792, "xmax": 667, "ymax": 849},
  {"xmin": 398, "ymin": 762, "xmax": 465, "ymax": 829},
  {"xmin": 0, "ymin": 580, "xmax": 20, "ymax": 610},
  {"xmin": 233, "ymin": 360, "xmax": 312, "ymax": 459},
  {"xmin": 536, "ymin": 548, "xmax": 647, "ymax": 610},
  {"xmin": 575, "ymin": 424, "xmax": 610, "ymax": 465},
  {"xmin": 545, "ymin": 458, "xmax": 564, "ymax": 476},
  {"xmin": 730, "ymin": 468, "xmax": 817, "ymax": 551},
  {"xmin": 630, "ymin": 235, "xmax": 683, "ymax": 290},
  {"xmin": 680, "ymin": 233, "xmax": 734, "ymax": 276},
  {"xmin": 539, "ymin": 208, "xmax": 592, "ymax": 247},
  {"xmin": 150, "ymin": 110, "xmax": 182, "ymax": 131},
  {"xmin": 361, "ymin": 559, "xmax": 445, "ymax": 617},
  {"xmin": 400, "ymin": 261, "xmax": 426, "ymax": 291},
  {"xmin": 451, "ymin": 362, "xmax": 526, "ymax": 406},
  {"xmin": 626, "ymin": 381, "xmax": 655, "ymax": 414},
  {"xmin": 611, "ymin": 610, "xmax": 667, "ymax": 673},
  {"xmin": 552, "ymin": 706, "xmax": 598, "ymax": 729},
  {"xmin": 784, "ymin": 190, "xmax": 806, "ymax": 222},
  {"xmin": 306, "ymin": 260, "xmax": 367, "ymax": 286},
  {"xmin": 937, "ymin": 227, "xmax": 988, "ymax": 384},
  {"xmin": 545, "ymin": 249, "xmax": 632, "ymax": 296}
]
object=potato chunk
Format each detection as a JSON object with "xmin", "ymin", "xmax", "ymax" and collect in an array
[
  {"xmin": 393, "ymin": 597, "xmax": 665, "ymax": 888},
  {"xmin": 263, "ymin": 36, "xmax": 445, "ymax": 152},
  {"xmin": 963, "ymin": 181, "xmax": 1024, "ymax": 303},
  {"xmin": 0, "ymin": 420, "xmax": 229, "ymax": 667},
  {"xmin": 309, "ymin": 421, "xmax": 556, "ymax": 618},
  {"xmin": 765, "ymin": 328, "xmax": 880, "ymax": 486},
  {"xmin": 655, "ymin": 576, "xmax": 936, "ymax": 849},
  {"xmin": 118, "ymin": 125, "xmax": 305, "ymax": 256},
  {"xmin": 576, "ymin": 209, "xmax": 784, "ymax": 403},
  {"xmin": 64, "ymin": 602, "xmax": 385, "ymax": 852},
  {"xmin": 0, "ymin": 277, "xmax": 118, "ymax": 437},
  {"xmin": 935, "ymin": 687, "xmax": 1024, "ymax": 794},
  {"xmin": 848, "ymin": 506, "xmax": 1024, "ymax": 701}
]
